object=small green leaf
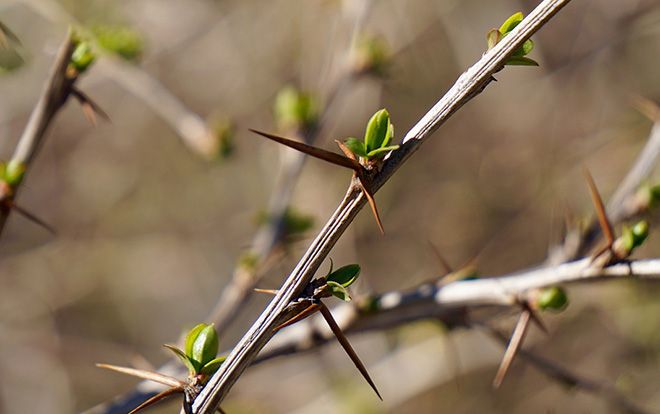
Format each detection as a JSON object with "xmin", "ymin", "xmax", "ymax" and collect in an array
[
  {"xmin": 537, "ymin": 286, "xmax": 568, "ymax": 311},
  {"xmin": 364, "ymin": 109, "xmax": 390, "ymax": 153},
  {"xmin": 327, "ymin": 264, "xmax": 360, "ymax": 287},
  {"xmin": 4, "ymin": 159, "xmax": 24, "ymax": 186},
  {"xmin": 164, "ymin": 344, "xmax": 199, "ymax": 376},
  {"xmin": 200, "ymin": 356, "xmax": 227, "ymax": 376},
  {"xmin": 622, "ymin": 220, "xmax": 649, "ymax": 252},
  {"xmin": 505, "ymin": 56, "xmax": 539, "ymax": 66},
  {"xmin": 344, "ymin": 137, "xmax": 367, "ymax": 157},
  {"xmin": 70, "ymin": 41, "xmax": 95, "ymax": 73},
  {"xmin": 366, "ymin": 145, "xmax": 399, "ymax": 159},
  {"xmin": 499, "ymin": 12, "xmax": 524, "ymax": 35},
  {"xmin": 327, "ymin": 280, "xmax": 351, "ymax": 302},
  {"xmin": 185, "ymin": 324, "xmax": 207, "ymax": 358},
  {"xmin": 486, "ymin": 29, "xmax": 501, "ymax": 50},
  {"xmin": 190, "ymin": 324, "xmax": 219, "ymax": 366}
]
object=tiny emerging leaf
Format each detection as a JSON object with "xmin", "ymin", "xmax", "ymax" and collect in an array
[
  {"xmin": 164, "ymin": 344, "xmax": 198, "ymax": 376},
  {"xmin": 200, "ymin": 356, "xmax": 227, "ymax": 376},
  {"xmin": 327, "ymin": 264, "xmax": 360, "ymax": 287},
  {"xmin": 499, "ymin": 12, "xmax": 524, "ymax": 35},
  {"xmin": 190, "ymin": 324, "xmax": 219, "ymax": 367},
  {"xmin": 344, "ymin": 137, "xmax": 367, "ymax": 157},
  {"xmin": 364, "ymin": 109, "xmax": 391, "ymax": 153},
  {"xmin": 327, "ymin": 281, "xmax": 352, "ymax": 302}
]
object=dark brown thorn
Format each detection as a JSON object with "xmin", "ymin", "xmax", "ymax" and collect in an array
[
  {"xmin": 583, "ymin": 168, "xmax": 614, "ymax": 247},
  {"xmin": 249, "ymin": 129, "xmax": 361, "ymax": 171},
  {"xmin": 8, "ymin": 201, "xmax": 56, "ymax": 234},
  {"xmin": 274, "ymin": 302, "xmax": 321, "ymax": 332},
  {"xmin": 254, "ymin": 288, "xmax": 279, "ymax": 295},
  {"xmin": 128, "ymin": 386, "xmax": 184, "ymax": 414},
  {"xmin": 427, "ymin": 240, "xmax": 453, "ymax": 276},
  {"xmin": 493, "ymin": 309, "xmax": 531, "ymax": 388},
  {"xmin": 96, "ymin": 363, "xmax": 185, "ymax": 388},
  {"xmin": 357, "ymin": 179, "xmax": 385, "ymax": 235},
  {"xmin": 334, "ymin": 139, "xmax": 358, "ymax": 162},
  {"xmin": 318, "ymin": 301, "xmax": 383, "ymax": 400},
  {"xmin": 71, "ymin": 87, "xmax": 110, "ymax": 126},
  {"xmin": 521, "ymin": 301, "xmax": 548, "ymax": 334}
]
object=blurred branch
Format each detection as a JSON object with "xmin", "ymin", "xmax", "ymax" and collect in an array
[
  {"xmin": 0, "ymin": 32, "xmax": 76, "ymax": 235},
  {"xmin": 548, "ymin": 118, "xmax": 660, "ymax": 264},
  {"xmin": 193, "ymin": 2, "xmax": 574, "ymax": 411},
  {"xmin": 16, "ymin": 0, "xmax": 220, "ymax": 159}
]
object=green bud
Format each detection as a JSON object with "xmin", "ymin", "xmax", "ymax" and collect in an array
[
  {"xmin": 499, "ymin": 12, "xmax": 524, "ymax": 35},
  {"xmin": 364, "ymin": 109, "xmax": 391, "ymax": 153},
  {"xmin": 344, "ymin": 137, "xmax": 367, "ymax": 158},
  {"xmin": 186, "ymin": 323, "xmax": 219, "ymax": 367},
  {"xmin": 488, "ymin": 12, "xmax": 538, "ymax": 67},
  {"xmin": 200, "ymin": 356, "xmax": 226, "ymax": 376},
  {"xmin": 70, "ymin": 40, "xmax": 95, "ymax": 73},
  {"xmin": 274, "ymin": 86, "xmax": 318, "ymax": 132},
  {"xmin": 326, "ymin": 264, "xmax": 360, "ymax": 288},
  {"xmin": 352, "ymin": 35, "xmax": 390, "ymax": 75},
  {"xmin": 537, "ymin": 286, "xmax": 568, "ymax": 311},
  {"xmin": 621, "ymin": 221, "xmax": 649, "ymax": 252},
  {"xmin": 4, "ymin": 160, "xmax": 24, "ymax": 186},
  {"xmin": 92, "ymin": 24, "xmax": 144, "ymax": 61}
]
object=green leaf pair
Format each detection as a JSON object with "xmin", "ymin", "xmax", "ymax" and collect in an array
[
  {"xmin": 165, "ymin": 323, "xmax": 226, "ymax": 378},
  {"xmin": 326, "ymin": 263, "xmax": 360, "ymax": 302},
  {"xmin": 344, "ymin": 109, "xmax": 399, "ymax": 161},
  {"xmin": 486, "ymin": 12, "xmax": 538, "ymax": 67},
  {"xmin": 274, "ymin": 86, "xmax": 319, "ymax": 132},
  {"xmin": 620, "ymin": 220, "xmax": 649, "ymax": 253},
  {"xmin": 0, "ymin": 160, "xmax": 25, "ymax": 187}
]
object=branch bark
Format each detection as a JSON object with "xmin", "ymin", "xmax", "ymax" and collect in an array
[{"xmin": 193, "ymin": 1, "xmax": 574, "ymax": 412}]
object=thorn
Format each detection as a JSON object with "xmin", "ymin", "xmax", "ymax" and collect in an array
[
  {"xmin": 319, "ymin": 301, "xmax": 383, "ymax": 400},
  {"xmin": 71, "ymin": 87, "xmax": 110, "ymax": 126},
  {"xmin": 521, "ymin": 301, "xmax": 548, "ymax": 334},
  {"xmin": 274, "ymin": 302, "xmax": 321, "ymax": 332},
  {"xmin": 583, "ymin": 168, "xmax": 615, "ymax": 249},
  {"xmin": 8, "ymin": 201, "xmax": 56, "ymax": 234},
  {"xmin": 249, "ymin": 129, "xmax": 361, "ymax": 171},
  {"xmin": 254, "ymin": 288, "xmax": 279, "ymax": 295},
  {"xmin": 427, "ymin": 240, "xmax": 453, "ymax": 275},
  {"xmin": 493, "ymin": 309, "xmax": 531, "ymax": 388},
  {"xmin": 335, "ymin": 139, "xmax": 358, "ymax": 162},
  {"xmin": 128, "ymin": 386, "xmax": 184, "ymax": 414},
  {"xmin": 357, "ymin": 179, "xmax": 385, "ymax": 235},
  {"xmin": 96, "ymin": 363, "xmax": 184, "ymax": 388}
]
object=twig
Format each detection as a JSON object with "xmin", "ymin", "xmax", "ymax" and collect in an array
[
  {"xmin": 193, "ymin": 2, "xmax": 574, "ymax": 412},
  {"xmin": 0, "ymin": 32, "xmax": 76, "ymax": 235}
]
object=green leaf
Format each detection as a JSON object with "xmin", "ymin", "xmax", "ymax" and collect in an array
[
  {"xmin": 185, "ymin": 324, "xmax": 207, "ymax": 358},
  {"xmin": 364, "ymin": 109, "xmax": 390, "ymax": 153},
  {"xmin": 499, "ymin": 12, "xmax": 524, "ymax": 35},
  {"xmin": 622, "ymin": 220, "xmax": 649, "ymax": 251},
  {"xmin": 366, "ymin": 145, "xmax": 399, "ymax": 159},
  {"xmin": 327, "ymin": 264, "xmax": 360, "ymax": 287},
  {"xmin": 274, "ymin": 86, "xmax": 318, "ymax": 131},
  {"xmin": 4, "ymin": 159, "xmax": 24, "ymax": 186},
  {"xmin": 505, "ymin": 56, "xmax": 539, "ymax": 66},
  {"xmin": 70, "ymin": 41, "xmax": 95, "ymax": 73},
  {"xmin": 327, "ymin": 281, "xmax": 351, "ymax": 302},
  {"xmin": 164, "ymin": 344, "xmax": 199, "ymax": 375},
  {"xmin": 511, "ymin": 39, "xmax": 534, "ymax": 57},
  {"xmin": 190, "ymin": 324, "xmax": 219, "ymax": 366},
  {"xmin": 200, "ymin": 356, "xmax": 227, "ymax": 376},
  {"xmin": 344, "ymin": 137, "xmax": 367, "ymax": 157}
]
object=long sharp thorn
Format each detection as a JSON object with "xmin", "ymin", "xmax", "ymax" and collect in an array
[
  {"xmin": 358, "ymin": 179, "xmax": 385, "ymax": 235},
  {"xmin": 249, "ymin": 129, "xmax": 361, "ymax": 171},
  {"xmin": 96, "ymin": 363, "xmax": 185, "ymax": 388},
  {"xmin": 493, "ymin": 309, "xmax": 532, "ymax": 388},
  {"xmin": 274, "ymin": 302, "xmax": 321, "ymax": 332},
  {"xmin": 319, "ymin": 301, "xmax": 383, "ymax": 400},
  {"xmin": 583, "ymin": 168, "xmax": 614, "ymax": 247},
  {"xmin": 128, "ymin": 386, "xmax": 184, "ymax": 414},
  {"xmin": 254, "ymin": 288, "xmax": 279, "ymax": 295},
  {"xmin": 8, "ymin": 201, "xmax": 56, "ymax": 234}
]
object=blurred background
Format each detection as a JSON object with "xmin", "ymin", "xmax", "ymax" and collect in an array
[{"xmin": 1, "ymin": 0, "xmax": 660, "ymax": 413}]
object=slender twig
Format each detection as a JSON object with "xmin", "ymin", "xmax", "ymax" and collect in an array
[
  {"xmin": 0, "ymin": 32, "xmax": 76, "ymax": 235},
  {"xmin": 193, "ymin": 2, "xmax": 574, "ymax": 412}
]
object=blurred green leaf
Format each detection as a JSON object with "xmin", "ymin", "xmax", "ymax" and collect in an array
[
  {"xmin": 537, "ymin": 286, "xmax": 568, "ymax": 311},
  {"xmin": 92, "ymin": 24, "xmax": 144, "ymax": 61},
  {"xmin": 274, "ymin": 86, "xmax": 318, "ymax": 132},
  {"xmin": 70, "ymin": 40, "xmax": 96, "ymax": 73}
]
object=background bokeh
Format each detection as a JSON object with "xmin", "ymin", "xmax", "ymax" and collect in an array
[{"xmin": 1, "ymin": 0, "xmax": 660, "ymax": 413}]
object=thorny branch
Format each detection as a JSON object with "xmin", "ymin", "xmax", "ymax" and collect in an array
[{"xmin": 193, "ymin": 1, "xmax": 574, "ymax": 412}]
